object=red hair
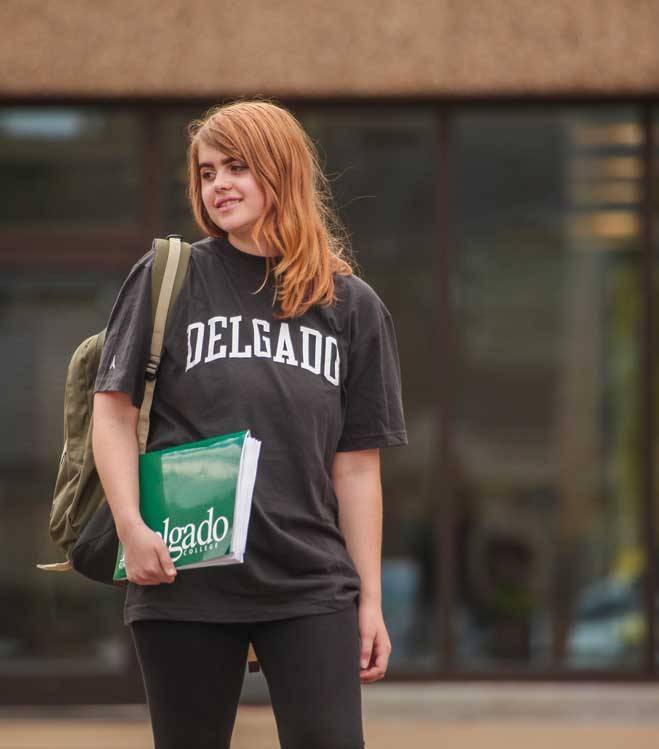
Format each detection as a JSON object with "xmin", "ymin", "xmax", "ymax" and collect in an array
[{"xmin": 186, "ymin": 98, "xmax": 357, "ymax": 319}]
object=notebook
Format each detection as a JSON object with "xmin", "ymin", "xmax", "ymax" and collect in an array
[{"xmin": 113, "ymin": 429, "xmax": 261, "ymax": 581}]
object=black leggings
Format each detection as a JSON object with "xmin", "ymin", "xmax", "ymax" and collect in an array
[{"xmin": 129, "ymin": 602, "xmax": 365, "ymax": 749}]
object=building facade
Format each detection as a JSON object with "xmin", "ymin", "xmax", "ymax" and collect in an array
[{"xmin": 2, "ymin": 1, "xmax": 659, "ymax": 704}]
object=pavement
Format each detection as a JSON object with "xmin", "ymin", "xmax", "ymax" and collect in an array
[{"xmin": 2, "ymin": 683, "xmax": 659, "ymax": 748}]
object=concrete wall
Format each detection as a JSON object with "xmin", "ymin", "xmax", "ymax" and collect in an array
[{"xmin": 1, "ymin": 0, "xmax": 658, "ymax": 98}]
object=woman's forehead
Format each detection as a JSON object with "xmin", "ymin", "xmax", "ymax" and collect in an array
[{"xmin": 197, "ymin": 142, "xmax": 237, "ymax": 165}]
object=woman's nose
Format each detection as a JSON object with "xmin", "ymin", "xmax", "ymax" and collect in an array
[{"xmin": 215, "ymin": 171, "xmax": 232, "ymax": 190}]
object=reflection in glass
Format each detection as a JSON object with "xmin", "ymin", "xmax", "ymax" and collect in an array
[
  {"xmin": 452, "ymin": 108, "xmax": 644, "ymax": 671},
  {"xmin": 653, "ymin": 112, "xmax": 659, "ymax": 669},
  {"xmin": 0, "ymin": 107, "xmax": 140, "ymax": 229},
  {"xmin": 300, "ymin": 106, "xmax": 441, "ymax": 672},
  {"xmin": 0, "ymin": 274, "xmax": 131, "ymax": 675},
  {"xmin": 161, "ymin": 108, "xmax": 205, "ymax": 240}
]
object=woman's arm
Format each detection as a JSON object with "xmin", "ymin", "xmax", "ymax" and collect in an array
[
  {"xmin": 332, "ymin": 448, "xmax": 392, "ymax": 682},
  {"xmin": 92, "ymin": 391, "xmax": 144, "ymax": 541},
  {"xmin": 92, "ymin": 391, "xmax": 176, "ymax": 584},
  {"xmin": 332, "ymin": 448, "xmax": 383, "ymax": 605}
]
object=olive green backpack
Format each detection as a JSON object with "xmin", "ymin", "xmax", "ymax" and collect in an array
[
  {"xmin": 36, "ymin": 235, "xmax": 261, "ymax": 673},
  {"xmin": 35, "ymin": 235, "xmax": 188, "ymax": 573}
]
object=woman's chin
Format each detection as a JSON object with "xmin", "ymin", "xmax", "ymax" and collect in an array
[{"xmin": 216, "ymin": 218, "xmax": 249, "ymax": 234}]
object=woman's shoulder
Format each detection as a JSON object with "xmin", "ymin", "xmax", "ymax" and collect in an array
[
  {"xmin": 190, "ymin": 236, "xmax": 216, "ymax": 255},
  {"xmin": 333, "ymin": 270, "xmax": 390, "ymax": 320},
  {"xmin": 119, "ymin": 245, "xmax": 155, "ymax": 286},
  {"xmin": 130, "ymin": 236, "xmax": 216, "ymax": 272}
]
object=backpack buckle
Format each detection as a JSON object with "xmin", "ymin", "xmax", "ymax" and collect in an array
[{"xmin": 145, "ymin": 359, "xmax": 159, "ymax": 381}]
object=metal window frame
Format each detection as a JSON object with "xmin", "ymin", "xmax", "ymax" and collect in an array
[{"xmin": 0, "ymin": 97, "xmax": 657, "ymax": 705}]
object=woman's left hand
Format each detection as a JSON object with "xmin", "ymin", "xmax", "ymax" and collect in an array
[{"xmin": 358, "ymin": 599, "xmax": 392, "ymax": 683}]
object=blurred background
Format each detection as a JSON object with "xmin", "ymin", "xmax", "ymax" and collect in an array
[{"xmin": 2, "ymin": 0, "xmax": 659, "ymax": 719}]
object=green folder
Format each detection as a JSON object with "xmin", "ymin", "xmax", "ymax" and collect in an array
[{"xmin": 113, "ymin": 429, "xmax": 261, "ymax": 581}]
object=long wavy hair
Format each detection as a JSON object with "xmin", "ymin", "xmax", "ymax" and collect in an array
[{"xmin": 186, "ymin": 98, "xmax": 357, "ymax": 319}]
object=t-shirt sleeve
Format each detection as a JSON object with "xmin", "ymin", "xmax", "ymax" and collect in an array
[
  {"xmin": 93, "ymin": 249, "xmax": 154, "ymax": 409},
  {"xmin": 336, "ymin": 286, "xmax": 409, "ymax": 452}
]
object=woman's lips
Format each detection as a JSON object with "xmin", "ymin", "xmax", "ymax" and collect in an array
[{"xmin": 217, "ymin": 199, "xmax": 242, "ymax": 211}]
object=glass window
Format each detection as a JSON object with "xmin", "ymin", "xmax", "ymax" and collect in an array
[
  {"xmin": 161, "ymin": 107, "xmax": 204, "ymax": 240},
  {"xmin": 8, "ymin": 101, "xmax": 653, "ymax": 689},
  {"xmin": 1, "ymin": 272, "xmax": 132, "ymax": 676},
  {"xmin": 452, "ymin": 108, "xmax": 645, "ymax": 671},
  {"xmin": 0, "ymin": 107, "xmax": 141, "ymax": 230},
  {"xmin": 299, "ymin": 105, "xmax": 441, "ymax": 673},
  {"xmin": 654, "ymin": 110, "xmax": 659, "ymax": 670}
]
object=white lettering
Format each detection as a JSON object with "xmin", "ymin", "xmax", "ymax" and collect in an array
[
  {"xmin": 186, "ymin": 322, "xmax": 205, "ymax": 371},
  {"xmin": 252, "ymin": 319, "xmax": 271, "ymax": 358},
  {"xmin": 273, "ymin": 322, "xmax": 299, "ymax": 366},
  {"xmin": 300, "ymin": 325, "xmax": 322, "ymax": 375},
  {"xmin": 229, "ymin": 315, "xmax": 252, "ymax": 357},
  {"xmin": 213, "ymin": 515, "xmax": 229, "ymax": 542},
  {"xmin": 197, "ymin": 508, "xmax": 213, "ymax": 545},
  {"xmin": 161, "ymin": 517, "xmax": 170, "ymax": 545},
  {"xmin": 157, "ymin": 508, "xmax": 231, "ymax": 563},
  {"xmin": 184, "ymin": 315, "xmax": 342, "ymax": 387},
  {"xmin": 204, "ymin": 316, "xmax": 227, "ymax": 363},
  {"xmin": 324, "ymin": 336, "xmax": 340, "ymax": 386},
  {"xmin": 182, "ymin": 523, "xmax": 196, "ymax": 549},
  {"xmin": 168, "ymin": 525, "xmax": 183, "ymax": 561}
]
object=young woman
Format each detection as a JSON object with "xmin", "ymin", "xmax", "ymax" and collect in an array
[{"xmin": 92, "ymin": 98, "xmax": 408, "ymax": 749}]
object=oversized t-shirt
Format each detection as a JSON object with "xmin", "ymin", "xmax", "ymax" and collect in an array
[{"xmin": 93, "ymin": 234, "xmax": 408, "ymax": 625}]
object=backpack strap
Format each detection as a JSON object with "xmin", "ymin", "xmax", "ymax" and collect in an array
[
  {"xmin": 36, "ymin": 238, "xmax": 191, "ymax": 575},
  {"xmin": 136, "ymin": 236, "xmax": 191, "ymax": 454}
]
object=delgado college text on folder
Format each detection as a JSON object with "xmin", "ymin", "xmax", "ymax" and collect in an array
[{"xmin": 113, "ymin": 429, "xmax": 262, "ymax": 581}]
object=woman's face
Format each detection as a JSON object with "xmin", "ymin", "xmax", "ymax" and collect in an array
[{"xmin": 198, "ymin": 142, "xmax": 269, "ymax": 248}]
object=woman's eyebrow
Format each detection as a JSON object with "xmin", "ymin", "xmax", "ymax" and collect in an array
[{"xmin": 198, "ymin": 156, "xmax": 237, "ymax": 169}]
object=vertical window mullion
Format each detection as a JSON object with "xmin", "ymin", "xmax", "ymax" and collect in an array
[
  {"xmin": 641, "ymin": 103, "xmax": 656, "ymax": 676},
  {"xmin": 437, "ymin": 105, "xmax": 456, "ymax": 671}
]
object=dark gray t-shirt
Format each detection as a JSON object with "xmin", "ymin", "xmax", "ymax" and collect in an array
[{"xmin": 93, "ymin": 235, "xmax": 408, "ymax": 625}]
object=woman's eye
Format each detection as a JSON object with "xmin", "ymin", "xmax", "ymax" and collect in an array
[{"xmin": 200, "ymin": 165, "xmax": 245, "ymax": 180}]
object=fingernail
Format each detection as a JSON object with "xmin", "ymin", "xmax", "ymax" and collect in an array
[{"xmin": 361, "ymin": 660, "xmax": 367, "ymax": 668}]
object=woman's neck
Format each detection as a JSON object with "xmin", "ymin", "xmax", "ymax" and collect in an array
[{"xmin": 228, "ymin": 232, "xmax": 281, "ymax": 258}]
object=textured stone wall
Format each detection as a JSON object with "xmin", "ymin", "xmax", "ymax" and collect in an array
[{"xmin": 1, "ymin": 0, "xmax": 658, "ymax": 97}]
